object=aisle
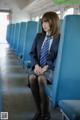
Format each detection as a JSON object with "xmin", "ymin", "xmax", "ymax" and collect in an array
[
  {"xmin": 0, "ymin": 44, "xmax": 36, "ymax": 120},
  {"xmin": 0, "ymin": 44, "xmax": 62, "ymax": 120}
]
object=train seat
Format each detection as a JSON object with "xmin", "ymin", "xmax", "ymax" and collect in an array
[
  {"xmin": 7, "ymin": 24, "xmax": 13, "ymax": 45},
  {"xmin": 16, "ymin": 22, "xmax": 27, "ymax": 58},
  {"xmin": 22, "ymin": 21, "xmax": 37, "ymax": 66},
  {"xmin": 13, "ymin": 23, "xmax": 21, "ymax": 51},
  {"xmin": 37, "ymin": 18, "xmax": 42, "ymax": 33},
  {"xmin": 59, "ymin": 100, "xmax": 80, "ymax": 120},
  {"xmin": 10, "ymin": 24, "xmax": 15, "ymax": 48},
  {"xmin": 45, "ymin": 15, "xmax": 80, "ymax": 107}
]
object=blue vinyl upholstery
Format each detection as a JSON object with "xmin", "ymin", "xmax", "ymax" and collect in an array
[
  {"xmin": 59, "ymin": 100, "xmax": 80, "ymax": 120},
  {"xmin": 13, "ymin": 23, "xmax": 21, "ymax": 50},
  {"xmin": 45, "ymin": 15, "xmax": 80, "ymax": 106},
  {"xmin": 6, "ymin": 24, "xmax": 13, "ymax": 44},
  {"xmin": 7, "ymin": 24, "xmax": 13, "ymax": 45},
  {"xmin": 22, "ymin": 21, "xmax": 37, "ymax": 65},
  {"xmin": 10, "ymin": 24, "xmax": 16, "ymax": 48},
  {"xmin": 16, "ymin": 22, "xmax": 27, "ymax": 57},
  {"xmin": 37, "ymin": 18, "xmax": 42, "ymax": 33}
]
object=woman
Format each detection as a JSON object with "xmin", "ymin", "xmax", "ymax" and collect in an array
[{"xmin": 29, "ymin": 11, "xmax": 60, "ymax": 120}]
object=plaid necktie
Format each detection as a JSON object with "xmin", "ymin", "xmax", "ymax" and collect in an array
[{"xmin": 40, "ymin": 36, "xmax": 50, "ymax": 67}]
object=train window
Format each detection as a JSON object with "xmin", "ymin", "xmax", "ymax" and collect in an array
[
  {"xmin": 63, "ymin": 8, "xmax": 74, "ymax": 18},
  {"xmin": 0, "ymin": 12, "xmax": 9, "ymax": 44}
]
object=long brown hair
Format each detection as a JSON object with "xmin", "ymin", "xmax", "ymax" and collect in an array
[{"xmin": 42, "ymin": 11, "xmax": 60, "ymax": 38}]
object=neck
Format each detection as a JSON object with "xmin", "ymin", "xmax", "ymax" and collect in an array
[{"xmin": 46, "ymin": 32, "xmax": 51, "ymax": 36}]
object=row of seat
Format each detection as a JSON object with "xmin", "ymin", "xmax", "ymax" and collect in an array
[
  {"xmin": 6, "ymin": 20, "xmax": 42, "ymax": 66},
  {"xmin": 6, "ymin": 15, "xmax": 80, "ymax": 120}
]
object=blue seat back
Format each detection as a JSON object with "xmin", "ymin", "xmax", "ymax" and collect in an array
[
  {"xmin": 22, "ymin": 21, "xmax": 37, "ymax": 64},
  {"xmin": 6, "ymin": 24, "xmax": 13, "ymax": 44},
  {"xmin": 10, "ymin": 24, "xmax": 16, "ymax": 48},
  {"xmin": 37, "ymin": 18, "xmax": 42, "ymax": 33},
  {"xmin": 51, "ymin": 15, "xmax": 80, "ymax": 106},
  {"xmin": 13, "ymin": 23, "xmax": 21, "ymax": 50},
  {"xmin": 8, "ymin": 24, "xmax": 13, "ymax": 46},
  {"xmin": 15, "ymin": 23, "xmax": 21, "ymax": 54},
  {"xmin": 16, "ymin": 22, "xmax": 27, "ymax": 57}
]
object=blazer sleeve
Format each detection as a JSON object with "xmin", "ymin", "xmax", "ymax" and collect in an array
[{"xmin": 30, "ymin": 33, "xmax": 41, "ymax": 69}]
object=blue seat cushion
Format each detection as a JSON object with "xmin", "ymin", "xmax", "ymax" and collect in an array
[{"xmin": 59, "ymin": 100, "xmax": 80, "ymax": 120}]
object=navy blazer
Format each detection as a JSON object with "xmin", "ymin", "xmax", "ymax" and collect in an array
[{"xmin": 30, "ymin": 33, "xmax": 60, "ymax": 70}]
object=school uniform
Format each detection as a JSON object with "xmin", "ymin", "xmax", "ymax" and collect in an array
[
  {"xmin": 29, "ymin": 32, "xmax": 60, "ymax": 120},
  {"xmin": 30, "ymin": 32, "xmax": 60, "ymax": 83}
]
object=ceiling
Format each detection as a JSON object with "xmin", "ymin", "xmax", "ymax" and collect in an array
[
  {"xmin": 0, "ymin": 0, "xmax": 79, "ymax": 17},
  {"xmin": 0, "ymin": 0, "xmax": 34, "ymax": 10},
  {"xmin": 23, "ymin": 0, "xmax": 57, "ymax": 17},
  {"xmin": 0, "ymin": 0, "xmax": 58, "ymax": 16}
]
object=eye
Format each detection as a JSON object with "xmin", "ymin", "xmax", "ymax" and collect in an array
[{"xmin": 42, "ymin": 19, "xmax": 48, "ymax": 23}]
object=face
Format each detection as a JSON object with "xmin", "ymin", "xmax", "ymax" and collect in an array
[{"xmin": 42, "ymin": 21, "xmax": 50, "ymax": 33}]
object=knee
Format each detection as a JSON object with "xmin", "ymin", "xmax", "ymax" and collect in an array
[
  {"xmin": 38, "ymin": 75, "xmax": 46, "ymax": 85},
  {"xmin": 29, "ymin": 74, "xmax": 36, "ymax": 85}
]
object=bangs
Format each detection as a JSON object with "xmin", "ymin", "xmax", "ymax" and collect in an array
[{"xmin": 42, "ymin": 17, "xmax": 49, "ymax": 23}]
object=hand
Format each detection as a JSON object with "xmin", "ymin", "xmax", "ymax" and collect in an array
[
  {"xmin": 34, "ymin": 64, "xmax": 43, "ymax": 75},
  {"xmin": 42, "ymin": 65, "xmax": 48, "ymax": 73}
]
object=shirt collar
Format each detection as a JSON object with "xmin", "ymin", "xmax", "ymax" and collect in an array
[
  {"xmin": 46, "ymin": 32, "xmax": 53, "ymax": 39},
  {"xmin": 46, "ymin": 32, "xmax": 50, "ymax": 36}
]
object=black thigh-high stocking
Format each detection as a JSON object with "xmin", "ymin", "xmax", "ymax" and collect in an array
[
  {"xmin": 29, "ymin": 74, "xmax": 41, "ymax": 113},
  {"xmin": 38, "ymin": 75, "xmax": 49, "ymax": 115}
]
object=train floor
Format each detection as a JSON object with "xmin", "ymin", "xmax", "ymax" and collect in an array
[{"xmin": 0, "ymin": 43, "xmax": 62, "ymax": 120}]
